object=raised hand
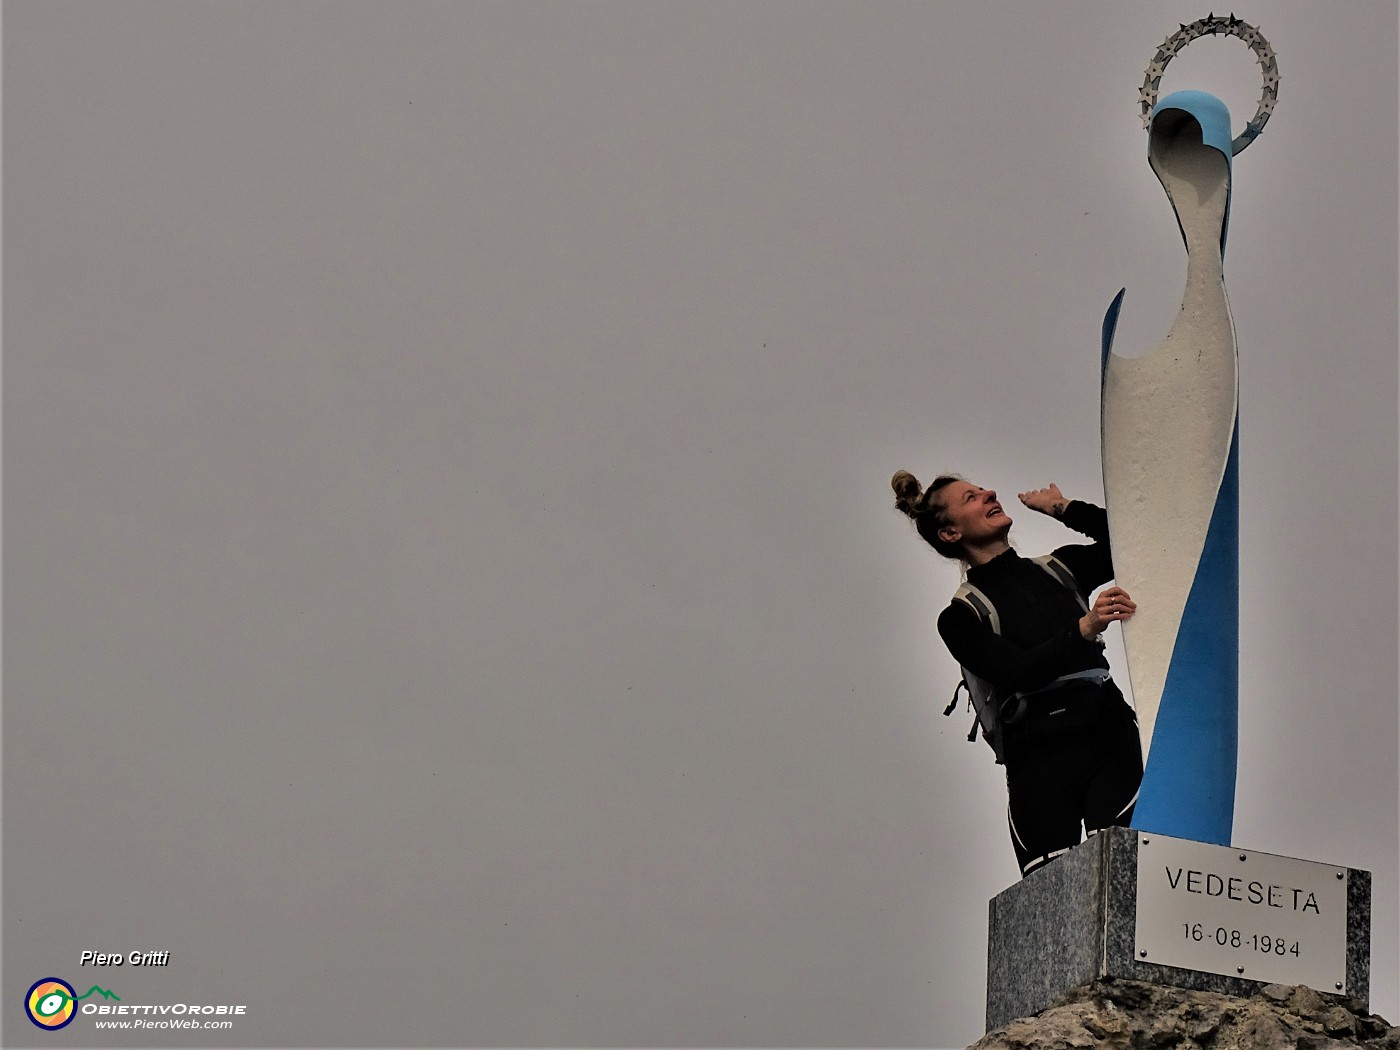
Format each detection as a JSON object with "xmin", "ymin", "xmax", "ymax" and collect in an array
[{"xmin": 1018, "ymin": 483, "xmax": 1069, "ymax": 519}]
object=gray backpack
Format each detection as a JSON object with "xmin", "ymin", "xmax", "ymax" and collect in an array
[{"xmin": 942, "ymin": 554, "xmax": 1108, "ymax": 764}]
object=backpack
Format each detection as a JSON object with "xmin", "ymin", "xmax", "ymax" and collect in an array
[{"xmin": 942, "ymin": 554, "xmax": 1108, "ymax": 764}]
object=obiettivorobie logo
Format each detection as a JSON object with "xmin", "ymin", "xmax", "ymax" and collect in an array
[
  {"xmin": 24, "ymin": 976, "xmax": 248, "ymax": 1033},
  {"xmin": 25, "ymin": 979, "xmax": 119, "ymax": 1031}
]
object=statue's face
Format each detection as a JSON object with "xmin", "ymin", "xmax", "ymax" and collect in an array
[{"xmin": 936, "ymin": 481, "xmax": 1011, "ymax": 547}]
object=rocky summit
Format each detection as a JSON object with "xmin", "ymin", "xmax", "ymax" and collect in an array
[{"xmin": 970, "ymin": 979, "xmax": 1398, "ymax": 1050}]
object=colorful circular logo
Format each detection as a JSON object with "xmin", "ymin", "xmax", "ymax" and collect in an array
[{"xmin": 26, "ymin": 978, "xmax": 77, "ymax": 1031}]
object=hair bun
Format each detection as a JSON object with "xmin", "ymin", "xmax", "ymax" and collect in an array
[{"xmin": 891, "ymin": 470, "xmax": 923, "ymax": 518}]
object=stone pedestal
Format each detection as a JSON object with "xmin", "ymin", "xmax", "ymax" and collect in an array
[{"xmin": 984, "ymin": 827, "xmax": 1371, "ymax": 1032}]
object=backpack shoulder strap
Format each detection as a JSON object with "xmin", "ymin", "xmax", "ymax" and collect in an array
[
  {"xmin": 952, "ymin": 581, "xmax": 999, "ymax": 635},
  {"xmin": 1031, "ymin": 554, "xmax": 1088, "ymax": 614}
]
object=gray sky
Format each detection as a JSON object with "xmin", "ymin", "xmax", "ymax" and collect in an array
[{"xmin": 5, "ymin": 2, "xmax": 1395, "ymax": 1047}]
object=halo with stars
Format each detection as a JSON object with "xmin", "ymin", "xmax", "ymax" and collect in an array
[{"xmin": 1140, "ymin": 13, "xmax": 1278, "ymax": 155}]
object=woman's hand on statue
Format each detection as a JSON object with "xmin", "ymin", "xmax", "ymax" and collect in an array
[
  {"xmin": 1080, "ymin": 586, "xmax": 1136, "ymax": 640},
  {"xmin": 1018, "ymin": 484, "xmax": 1069, "ymax": 518}
]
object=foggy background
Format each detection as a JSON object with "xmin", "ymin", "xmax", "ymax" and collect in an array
[{"xmin": 5, "ymin": 2, "xmax": 1396, "ymax": 1046}]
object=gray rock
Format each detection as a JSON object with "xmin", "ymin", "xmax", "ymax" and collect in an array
[
  {"xmin": 1289, "ymin": 986, "xmax": 1331, "ymax": 1018},
  {"xmin": 1324, "ymin": 1006, "xmax": 1360, "ymax": 1037},
  {"xmin": 970, "ymin": 980, "xmax": 1396, "ymax": 1050}
]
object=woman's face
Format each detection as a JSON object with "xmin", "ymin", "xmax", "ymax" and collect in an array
[{"xmin": 935, "ymin": 480, "xmax": 1012, "ymax": 547}]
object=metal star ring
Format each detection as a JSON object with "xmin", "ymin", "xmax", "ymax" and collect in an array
[{"xmin": 1139, "ymin": 13, "xmax": 1278, "ymax": 155}]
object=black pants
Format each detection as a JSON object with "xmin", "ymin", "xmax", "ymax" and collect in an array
[{"xmin": 1002, "ymin": 692, "xmax": 1143, "ymax": 878}]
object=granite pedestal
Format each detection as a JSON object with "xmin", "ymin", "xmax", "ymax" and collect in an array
[{"xmin": 984, "ymin": 827, "xmax": 1371, "ymax": 1032}]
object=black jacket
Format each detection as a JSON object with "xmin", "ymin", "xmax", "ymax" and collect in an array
[{"xmin": 936, "ymin": 501, "xmax": 1114, "ymax": 696}]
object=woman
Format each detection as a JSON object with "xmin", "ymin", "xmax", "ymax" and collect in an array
[{"xmin": 891, "ymin": 471, "xmax": 1143, "ymax": 878}]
